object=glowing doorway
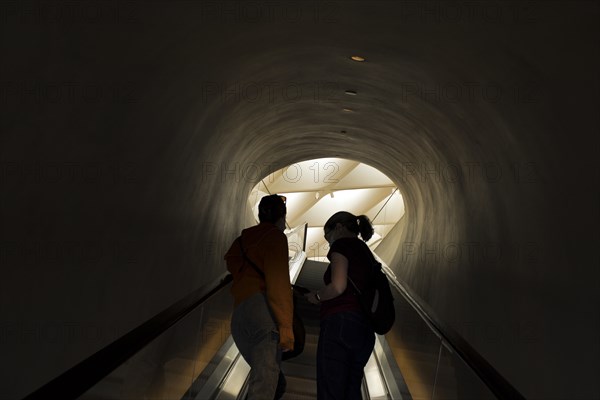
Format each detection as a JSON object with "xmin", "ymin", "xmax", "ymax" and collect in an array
[{"xmin": 248, "ymin": 158, "xmax": 404, "ymax": 261}]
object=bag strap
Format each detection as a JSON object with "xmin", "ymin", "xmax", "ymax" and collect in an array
[
  {"xmin": 238, "ymin": 235, "xmax": 266, "ymax": 279},
  {"xmin": 347, "ymin": 276, "xmax": 362, "ymax": 295},
  {"xmin": 347, "ymin": 247, "xmax": 380, "ymax": 296}
]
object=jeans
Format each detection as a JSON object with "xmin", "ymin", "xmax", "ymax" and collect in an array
[
  {"xmin": 231, "ymin": 292, "xmax": 286, "ymax": 400},
  {"xmin": 317, "ymin": 311, "xmax": 375, "ymax": 400}
]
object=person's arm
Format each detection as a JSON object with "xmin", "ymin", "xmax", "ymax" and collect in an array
[
  {"xmin": 262, "ymin": 231, "xmax": 294, "ymax": 351},
  {"xmin": 306, "ymin": 252, "xmax": 348, "ymax": 304}
]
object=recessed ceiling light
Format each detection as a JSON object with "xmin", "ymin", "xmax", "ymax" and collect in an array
[
  {"xmin": 345, "ymin": 90, "xmax": 357, "ymax": 95},
  {"xmin": 342, "ymin": 108, "xmax": 354, "ymax": 112},
  {"xmin": 350, "ymin": 56, "xmax": 365, "ymax": 62}
]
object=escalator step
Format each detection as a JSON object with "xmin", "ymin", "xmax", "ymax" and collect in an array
[
  {"xmin": 284, "ymin": 342, "xmax": 317, "ymax": 366},
  {"xmin": 282, "ymin": 361, "xmax": 316, "ymax": 380},
  {"xmin": 281, "ymin": 376, "xmax": 317, "ymax": 398},
  {"xmin": 280, "ymin": 393, "xmax": 317, "ymax": 400}
]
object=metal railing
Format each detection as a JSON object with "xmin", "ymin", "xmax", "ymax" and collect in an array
[
  {"xmin": 377, "ymin": 256, "xmax": 527, "ymax": 400},
  {"xmin": 22, "ymin": 274, "xmax": 233, "ymax": 400},
  {"xmin": 23, "ymin": 224, "xmax": 526, "ymax": 400}
]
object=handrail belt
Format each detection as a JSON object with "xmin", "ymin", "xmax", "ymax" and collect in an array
[
  {"xmin": 23, "ymin": 273, "xmax": 233, "ymax": 400},
  {"xmin": 387, "ymin": 276, "xmax": 526, "ymax": 400}
]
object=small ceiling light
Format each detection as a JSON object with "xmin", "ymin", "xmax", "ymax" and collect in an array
[
  {"xmin": 345, "ymin": 90, "xmax": 357, "ymax": 95},
  {"xmin": 342, "ymin": 108, "xmax": 354, "ymax": 112},
  {"xmin": 351, "ymin": 56, "xmax": 365, "ymax": 62}
]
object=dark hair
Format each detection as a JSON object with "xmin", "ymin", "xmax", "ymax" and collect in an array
[
  {"xmin": 258, "ymin": 194, "xmax": 287, "ymax": 223},
  {"xmin": 324, "ymin": 211, "xmax": 374, "ymax": 242}
]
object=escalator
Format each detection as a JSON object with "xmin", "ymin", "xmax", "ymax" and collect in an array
[
  {"xmin": 198, "ymin": 257, "xmax": 408, "ymax": 400},
  {"xmin": 25, "ymin": 223, "xmax": 525, "ymax": 400},
  {"xmin": 278, "ymin": 259, "xmax": 321, "ymax": 400}
]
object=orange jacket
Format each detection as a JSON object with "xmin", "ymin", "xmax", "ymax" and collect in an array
[{"xmin": 224, "ymin": 222, "xmax": 294, "ymax": 351}]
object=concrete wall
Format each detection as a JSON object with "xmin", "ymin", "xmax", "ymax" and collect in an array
[{"xmin": 1, "ymin": 1, "xmax": 598, "ymax": 398}]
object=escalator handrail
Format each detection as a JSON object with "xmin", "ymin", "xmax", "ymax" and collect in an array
[
  {"xmin": 22, "ymin": 273, "xmax": 233, "ymax": 400},
  {"xmin": 384, "ymin": 272, "xmax": 527, "ymax": 400}
]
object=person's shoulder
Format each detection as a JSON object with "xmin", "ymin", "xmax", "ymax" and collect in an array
[
  {"xmin": 254, "ymin": 222, "xmax": 286, "ymax": 242},
  {"xmin": 241, "ymin": 224, "xmax": 258, "ymax": 236},
  {"xmin": 327, "ymin": 239, "xmax": 347, "ymax": 261},
  {"xmin": 242, "ymin": 222, "xmax": 276, "ymax": 235},
  {"xmin": 265, "ymin": 226, "xmax": 287, "ymax": 241},
  {"xmin": 334, "ymin": 236, "xmax": 360, "ymax": 246},
  {"xmin": 331, "ymin": 237, "xmax": 371, "ymax": 258}
]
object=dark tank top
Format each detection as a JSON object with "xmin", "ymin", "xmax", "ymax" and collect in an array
[{"xmin": 320, "ymin": 237, "xmax": 374, "ymax": 320}]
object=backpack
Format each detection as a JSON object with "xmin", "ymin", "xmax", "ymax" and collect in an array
[{"xmin": 348, "ymin": 258, "xmax": 395, "ymax": 335}]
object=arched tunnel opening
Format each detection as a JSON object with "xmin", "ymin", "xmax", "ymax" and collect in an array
[
  {"xmin": 1, "ymin": 1, "xmax": 598, "ymax": 399},
  {"xmin": 247, "ymin": 157, "xmax": 405, "ymax": 260}
]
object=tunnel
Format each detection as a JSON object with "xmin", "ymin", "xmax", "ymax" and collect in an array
[{"xmin": 1, "ymin": 1, "xmax": 598, "ymax": 399}]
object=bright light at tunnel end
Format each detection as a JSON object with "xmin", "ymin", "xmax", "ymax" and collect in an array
[{"xmin": 248, "ymin": 158, "xmax": 405, "ymax": 259}]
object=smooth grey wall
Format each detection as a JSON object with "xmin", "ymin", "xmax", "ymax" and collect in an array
[{"xmin": 1, "ymin": 1, "xmax": 598, "ymax": 399}]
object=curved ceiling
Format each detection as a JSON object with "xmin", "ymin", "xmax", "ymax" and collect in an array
[
  {"xmin": 2, "ymin": 2, "xmax": 598, "ymax": 399},
  {"xmin": 248, "ymin": 158, "xmax": 405, "ymax": 258}
]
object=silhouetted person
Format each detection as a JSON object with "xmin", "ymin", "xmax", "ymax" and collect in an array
[
  {"xmin": 306, "ymin": 211, "xmax": 376, "ymax": 400},
  {"xmin": 224, "ymin": 194, "xmax": 294, "ymax": 399}
]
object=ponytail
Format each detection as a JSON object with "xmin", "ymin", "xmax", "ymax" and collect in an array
[{"xmin": 357, "ymin": 215, "xmax": 374, "ymax": 242}]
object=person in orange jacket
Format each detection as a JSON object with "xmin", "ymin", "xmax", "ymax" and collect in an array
[{"xmin": 224, "ymin": 194, "xmax": 294, "ymax": 400}]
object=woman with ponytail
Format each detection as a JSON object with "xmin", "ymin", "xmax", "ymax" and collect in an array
[{"xmin": 305, "ymin": 211, "xmax": 377, "ymax": 400}]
